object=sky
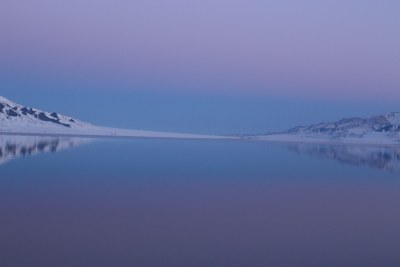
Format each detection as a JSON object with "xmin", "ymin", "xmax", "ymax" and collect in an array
[{"xmin": 1, "ymin": 0, "xmax": 400, "ymax": 134}]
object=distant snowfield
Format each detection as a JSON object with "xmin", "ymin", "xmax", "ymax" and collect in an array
[
  {"xmin": 4, "ymin": 127, "xmax": 399, "ymax": 145},
  {"xmin": 0, "ymin": 124, "xmax": 231, "ymax": 140}
]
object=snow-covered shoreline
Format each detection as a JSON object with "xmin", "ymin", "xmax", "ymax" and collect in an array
[{"xmin": 0, "ymin": 126, "xmax": 232, "ymax": 140}]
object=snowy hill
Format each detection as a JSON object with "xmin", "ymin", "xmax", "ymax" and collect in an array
[
  {"xmin": 251, "ymin": 113, "xmax": 400, "ymax": 144},
  {"xmin": 0, "ymin": 96, "xmax": 92, "ymax": 130},
  {"xmin": 0, "ymin": 96, "xmax": 226, "ymax": 139}
]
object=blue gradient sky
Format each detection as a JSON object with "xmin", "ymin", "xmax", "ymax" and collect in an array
[{"xmin": 1, "ymin": 0, "xmax": 399, "ymax": 134}]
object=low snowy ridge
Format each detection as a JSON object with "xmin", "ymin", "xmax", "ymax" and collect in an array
[
  {"xmin": 251, "ymin": 113, "xmax": 400, "ymax": 144},
  {"xmin": 0, "ymin": 96, "xmax": 228, "ymax": 139}
]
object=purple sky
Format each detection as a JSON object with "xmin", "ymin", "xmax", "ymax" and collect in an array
[
  {"xmin": 2, "ymin": 0, "xmax": 400, "ymax": 98},
  {"xmin": 1, "ymin": 1, "xmax": 400, "ymax": 133}
]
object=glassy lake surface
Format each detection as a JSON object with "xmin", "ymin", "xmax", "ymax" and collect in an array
[{"xmin": 1, "ymin": 135, "xmax": 400, "ymax": 267}]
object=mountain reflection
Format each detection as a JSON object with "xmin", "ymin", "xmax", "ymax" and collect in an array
[
  {"xmin": 288, "ymin": 143, "xmax": 400, "ymax": 174},
  {"xmin": 0, "ymin": 135, "xmax": 90, "ymax": 166}
]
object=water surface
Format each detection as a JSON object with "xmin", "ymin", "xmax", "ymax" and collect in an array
[{"xmin": 1, "ymin": 135, "xmax": 399, "ymax": 267}]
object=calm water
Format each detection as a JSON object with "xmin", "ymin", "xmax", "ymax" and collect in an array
[{"xmin": 1, "ymin": 135, "xmax": 400, "ymax": 267}]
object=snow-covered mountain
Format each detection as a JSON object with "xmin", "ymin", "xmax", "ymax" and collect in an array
[
  {"xmin": 0, "ymin": 96, "xmax": 92, "ymax": 130},
  {"xmin": 0, "ymin": 96, "xmax": 226, "ymax": 139},
  {"xmin": 251, "ymin": 113, "xmax": 400, "ymax": 144}
]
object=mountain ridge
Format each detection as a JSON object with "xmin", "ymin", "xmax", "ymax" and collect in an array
[
  {"xmin": 0, "ymin": 96, "xmax": 92, "ymax": 129},
  {"xmin": 251, "ymin": 113, "xmax": 400, "ymax": 144},
  {"xmin": 287, "ymin": 113, "xmax": 400, "ymax": 135}
]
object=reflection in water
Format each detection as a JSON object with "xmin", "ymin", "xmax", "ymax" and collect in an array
[
  {"xmin": 289, "ymin": 143, "xmax": 400, "ymax": 174},
  {"xmin": 0, "ymin": 135, "xmax": 90, "ymax": 166}
]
